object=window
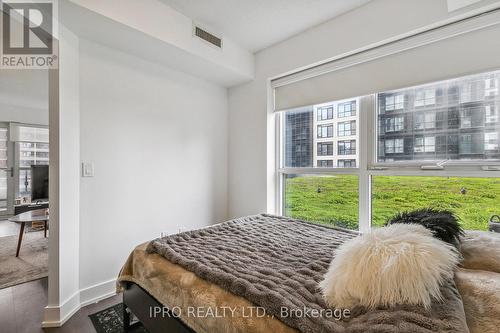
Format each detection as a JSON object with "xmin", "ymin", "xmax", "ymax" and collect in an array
[
  {"xmin": 338, "ymin": 100, "xmax": 356, "ymax": 117},
  {"xmin": 338, "ymin": 159, "xmax": 356, "ymax": 168},
  {"xmin": 385, "ymin": 138, "xmax": 404, "ymax": 154},
  {"xmin": 461, "ymin": 107, "xmax": 484, "ymax": 128},
  {"xmin": 282, "ymin": 103, "xmax": 360, "ymax": 169},
  {"xmin": 317, "ymin": 124, "xmax": 333, "ymax": 138},
  {"xmin": 459, "ymin": 134, "xmax": 472, "ymax": 154},
  {"xmin": 317, "ymin": 106, "xmax": 334, "ymax": 121},
  {"xmin": 338, "ymin": 121, "xmax": 356, "ymax": 136},
  {"xmin": 485, "ymin": 132, "xmax": 499, "ymax": 151},
  {"xmin": 284, "ymin": 174, "xmax": 359, "ymax": 230},
  {"xmin": 377, "ymin": 73, "xmax": 500, "ymax": 162},
  {"xmin": 278, "ymin": 69, "xmax": 500, "ymax": 232},
  {"xmin": 385, "ymin": 116, "xmax": 404, "ymax": 132},
  {"xmin": 414, "ymin": 112, "xmax": 436, "ymax": 129},
  {"xmin": 385, "ymin": 94, "xmax": 404, "ymax": 111},
  {"xmin": 414, "ymin": 89, "xmax": 436, "ymax": 107},
  {"xmin": 16, "ymin": 141, "xmax": 49, "ymax": 200},
  {"xmin": 424, "ymin": 112, "xmax": 436, "ymax": 129},
  {"xmin": 485, "ymin": 105, "xmax": 498, "ymax": 123},
  {"xmin": 338, "ymin": 140, "xmax": 356, "ymax": 155},
  {"xmin": 461, "ymin": 79, "xmax": 484, "ymax": 103},
  {"xmin": 317, "ymin": 160, "xmax": 333, "ymax": 168},
  {"xmin": 414, "ymin": 136, "xmax": 435, "ymax": 153},
  {"xmin": 372, "ymin": 176, "xmax": 500, "ymax": 230},
  {"xmin": 317, "ymin": 142, "xmax": 333, "ymax": 156},
  {"xmin": 485, "ymin": 78, "xmax": 499, "ymax": 97},
  {"xmin": 284, "ymin": 109, "xmax": 313, "ymax": 168}
]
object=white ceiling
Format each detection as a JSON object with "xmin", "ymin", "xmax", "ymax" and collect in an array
[{"xmin": 158, "ymin": 0, "xmax": 372, "ymax": 52}]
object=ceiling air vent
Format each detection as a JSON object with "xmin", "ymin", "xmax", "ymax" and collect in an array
[{"xmin": 194, "ymin": 26, "xmax": 222, "ymax": 49}]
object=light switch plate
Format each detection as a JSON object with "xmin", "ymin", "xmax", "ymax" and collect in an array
[{"xmin": 82, "ymin": 162, "xmax": 94, "ymax": 177}]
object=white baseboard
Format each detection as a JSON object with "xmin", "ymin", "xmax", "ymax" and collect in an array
[
  {"xmin": 42, "ymin": 278, "xmax": 117, "ymax": 328},
  {"xmin": 80, "ymin": 278, "xmax": 117, "ymax": 307},
  {"xmin": 42, "ymin": 290, "xmax": 81, "ymax": 328}
]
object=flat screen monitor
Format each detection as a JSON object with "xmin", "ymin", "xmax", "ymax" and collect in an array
[{"xmin": 31, "ymin": 165, "xmax": 49, "ymax": 201}]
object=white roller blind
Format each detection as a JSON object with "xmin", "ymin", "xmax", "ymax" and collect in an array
[{"xmin": 273, "ymin": 10, "xmax": 500, "ymax": 111}]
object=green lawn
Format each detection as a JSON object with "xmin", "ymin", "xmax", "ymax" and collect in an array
[{"xmin": 284, "ymin": 175, "xmax": 500, "ymax": 231}]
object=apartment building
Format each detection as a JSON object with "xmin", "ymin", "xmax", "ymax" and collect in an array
[
  {"xmin": 378, "ymin": 71, "xmax": 500, "ymax": 162},
  {"xmin": 314, "ymin": 99, "xmax": 359, "ymax": 168},
  {"xmin": 284, "ymin": 99, "xmax": 360, "ymax": 168},
  {"xmin": 284, "ymin": 107, "xmax": 314, "ymax": 167}
]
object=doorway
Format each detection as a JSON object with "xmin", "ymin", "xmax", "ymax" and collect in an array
[{"xmin": 0, "ymin": 70, "xmax": 50, "ymax": 290}]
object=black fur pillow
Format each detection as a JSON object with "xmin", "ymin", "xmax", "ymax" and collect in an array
[{"xmin": 386, "ymin": 208, "xmax": 464, "ymax": 247}]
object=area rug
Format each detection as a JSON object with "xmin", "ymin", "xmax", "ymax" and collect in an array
[
  {"xmin": 89, "ymin": 303, "xmax": 148, "ymax": 333},
  {"xmin": 0, "ymin": 232, "xmax": 48, "ymax": 289}
]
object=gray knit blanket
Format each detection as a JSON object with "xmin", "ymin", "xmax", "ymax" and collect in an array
[{"xmin": 147, "ymin": 214, "xmax": 469, "ymax": 333}]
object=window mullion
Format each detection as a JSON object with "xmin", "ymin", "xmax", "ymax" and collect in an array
[{"xmin": 358, "ymin": 95, "xmax": 374, "ymax": 233}]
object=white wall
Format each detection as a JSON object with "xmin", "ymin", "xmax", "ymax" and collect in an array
[
  {"xmin": 78, "ymin": 39, "xmax": 228, "ymax": 296},
  {"xmin": 227, "ymin": 0, "xmax": 500, "ymax": 218},
  {"xmin": 44, "ymin": 25, "xmax": 81, "ymax": 327},
  {"xmin": 57, "ymin": 26, "xmax": 81, "ymax": 320},
  {"xmin": 0, "ymin": 70, "xmax": 49, "ymax": 125}
]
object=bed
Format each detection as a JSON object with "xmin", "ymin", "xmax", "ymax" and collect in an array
[{"xmin": 117, "ymin": 214, "xmax": 500, "ymax": 333}]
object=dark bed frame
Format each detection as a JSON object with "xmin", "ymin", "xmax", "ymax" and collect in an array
[{"xmin": 123, "ymin": 282, "xmax": 196, "ymax": 333}]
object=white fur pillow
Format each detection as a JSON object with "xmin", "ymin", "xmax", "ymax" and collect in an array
[{"xmin": 320, "ymin": 224, "xmax": 460, "ymax": 309}]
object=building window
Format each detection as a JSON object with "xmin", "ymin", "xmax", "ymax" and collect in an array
[
  {"xmin": 385, "ymin": 116, "xmax": 404, "ymax": 132},
  {"xmin": 385, "ymin": 138, "xmax": 404, "ymax": 154},
  {"xmin": 338, "ymin": 121, "xmax": 356, "ymax": 136},
  {"xmin": 338, "ymin": 100, "xmax": 356, "ymax": 117},
  {"xmin": 338, "ymin": 159, "xmax": 356, "ymax": 168},
  {"xmin": 460, "ymin": 107, "xmax": 484, "ymax": 128},
  {"xmin": 338, "ymin": 140, "xmax": 356, "ymax": 155},
  {"xmin": 459, "ymin": 135, "xmax": 472, "ymax": 154},
  {"xmin": 317, "ymin": 106, "xmax": 334, "ymax": 121},
  {"xmin": 461, "ymin": 79, "xmax": 484, "ymax": 103},
  {"xmin": 414, "ymin": 112, "xmax": 436, "ymax": 129},
  {"xmin": 385, "ymin": 94, "xmax": 404, "ymax": 111},
  {"xmin": 461, "ymin": 109, "xmax": 471, "ymax": 128},
  {"xmin": 317, "ymin": 124, "xmax": 333, "ymax": 138},
  {"xmin": 317, "ymin": 160, "xmax": 333, "ymax": 168},
  {"xmin": 485, "ymin": 132, "xmax": 499, "ymax": 151},
  {"xmin": 317, "ymin": 142, "xmax": 334, "ymax": 156},
  {"xmin": 485, "ymin": 78, "xmax": 499, "ymax": 97},
  {"xmin": 485, "ymin": 105, "xmax": 498, "ymax": 123},
  {"xmin": 414, "ymin": 136, "xmax": 435, "ymax": 153},
  {"xmin": 414, "ymin": 89, "xmax": 436, "ymax": 107}
]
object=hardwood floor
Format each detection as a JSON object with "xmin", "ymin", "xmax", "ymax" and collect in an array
[{"xmin": 0, "ymin": 277, "xmax": 122, "ymax": 333}]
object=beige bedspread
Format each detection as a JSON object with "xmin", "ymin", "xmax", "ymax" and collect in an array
[
  {"xmin": 455, "ymin": 268, "xmax": 500, "ymax": 333},
  {"xmin": 117, "ymin": 243, "xmax": 298, "ymax": 333}
]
